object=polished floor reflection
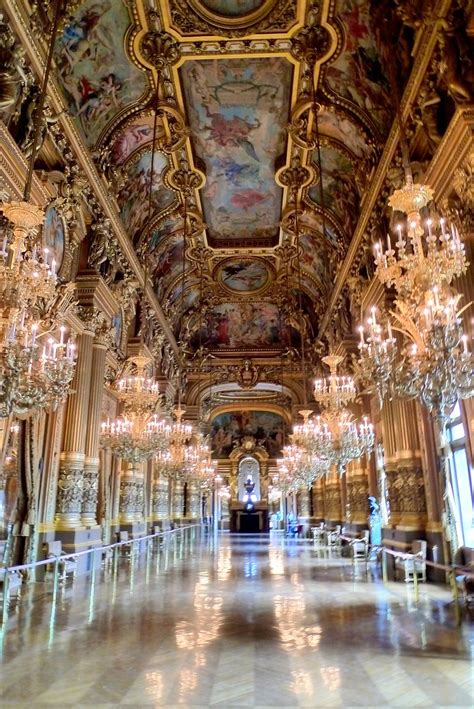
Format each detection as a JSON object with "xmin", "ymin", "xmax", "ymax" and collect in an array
[{"xmin": 1, "ymin": 533, "xmax": 473, "ymax": 707}]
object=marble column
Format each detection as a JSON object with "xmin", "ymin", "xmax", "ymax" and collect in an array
[
  {"xmin": 55, "ymin": 330, "xmax": 94, "ymax": 529},
  {"xmin": 152, "ymin": 472, "xmax": 170, "ymax": 522},
  {"xmin": 81, "ymin": 334, "xmax": 107, "ymax": 526}
]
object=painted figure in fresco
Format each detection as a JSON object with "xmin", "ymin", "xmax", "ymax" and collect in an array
[{"xmin": 210, "ymin": 411, "xmax": 286, "ymax": 459}]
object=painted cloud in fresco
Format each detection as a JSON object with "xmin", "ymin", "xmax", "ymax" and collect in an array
[
  {"xmin": 181, "ymin": 57, "xmax": 292, "ymax": 243},
  {"xmin": 219, "ymin": 260, "xmax": 270, "ymax": 293},
  {"xmin": 117, "ymin": 152, "xmax": 175, "ymax": 241},
  {"xmin": 324, "ymin": 0, "xmax": 391, "ymax": 134},
  {"xmin": 55, "ymin": 0, "xmax": 147, "ymax": 146},
  {"xmin": 308, "ymin": 147, "xmax": 359, "ymax": 238},
  {"xmin": 211, "ymin": 410, "xmax": 287, "ymax": 459}
]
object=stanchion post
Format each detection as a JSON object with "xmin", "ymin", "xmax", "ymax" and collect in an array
[
  {"xmin": 449, "ymin": 569, "xmax": 462, "ymax": 626},
  {"xmin": 1, "ymin": 571, "xmax": 10, "ymax": 627},
  {"xmin": 52, "ymin": 556, "xmax": 61, "ymax": 605},
  {"xmin": 113, "ymin": 544, "xmax": 119, "ymax": 576},
  {"xmin": 382, "ymin": 549, "xmax": 388, "ymax": 583},
  {"xmin": 413, "ymin": 558, "xmax": 419, "ymax": 602}
]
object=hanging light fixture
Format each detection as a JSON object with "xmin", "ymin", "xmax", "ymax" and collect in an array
[
  {"xmin": 0, "ymin": 0, "xmax": 76, "ymax": 417},
  {"xmin": 357, "ymin": 70, "xmax": 473, "ymax": 430}
]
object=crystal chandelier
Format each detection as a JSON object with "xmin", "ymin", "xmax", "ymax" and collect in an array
[
  {"xmin": 0, "ymin": 0, "xmax": 77, "ymax": 417},
  {"xmin": 276, "ymin": 442, "xmax": 329, "ymax": 491},
  {"xmin": 101, "ymin": 355, "xmax": 168, "ymax": 463},
  {"xmin": 0, "ymin": 214, "xmax": 77, "ymax": 417},
  {"xmin": 358, "ymin": 176, "xmax": 473, "ymax": 428},
  {"xmin": 154, "ymin": 407, "xmax": 193, "ymax": 479},
  {"xmin": 295, "ymin": 355, "xmax": 375, "ymax": 475}
]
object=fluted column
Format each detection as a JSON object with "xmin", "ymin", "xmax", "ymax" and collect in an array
[
  {"xmin": 152, "ymin": 472, "xmax": 170, "ymax": 521},
  {"xmin": 381, "ymin": 398, "xmax": 427, "ymax": 530},
  {"xmin": 55, "ymin": 329, "xmax": 94, "ymax": 529},
  {"xmin": 81, "ymin": 333, "xmax": 108, "ymax": 526}
]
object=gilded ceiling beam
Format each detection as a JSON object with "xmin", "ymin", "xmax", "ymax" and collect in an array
[
  {"xmin": 317, "ymin": 0, "xmax": 454, "ymax": 340},
  {"xmin": 3, "ymin": 0, "xmax": 182, "ymax": 362}
]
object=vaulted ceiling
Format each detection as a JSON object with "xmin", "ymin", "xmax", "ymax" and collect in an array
[{"xmin": 47, "ymin": 0, "xmax": 414, "ymax": 411}]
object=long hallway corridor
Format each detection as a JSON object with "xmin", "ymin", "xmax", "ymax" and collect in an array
[{"xmin": 1, "ymin": 533, "xmax": 473, "ymax": 707}]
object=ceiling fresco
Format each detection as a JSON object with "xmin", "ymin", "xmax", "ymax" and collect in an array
[
  {"xmin": 117, "ymin": 151, "xmax": 176, "ymax": 241},
  {"xmin": 210, "ymin": 410, "xmax": 287, "ymax": 459},
  {"xmin": 28, "ymin": 0, "xmax": 415, "ymax": 421},
  {"xmin": 180, "ymin": 57, "xmax": 294, "ymax": 246},
  {"xmin": 307, "ymin": 147, "xmax": 360, "ymax": 238},
  {"xmin": 322, "ymin": 0, "xmax": 392, "ymax": 136},
  {"xmin": 55, "ymin": 0, "xmax": 148, "ymax": 147},
  {"xmin": 216, "ymin": 258, "xmax": 272, "ymax": 294}
]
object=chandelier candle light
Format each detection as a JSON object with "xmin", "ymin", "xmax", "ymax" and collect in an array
[{"xmin": 358, "ymin": 176, "xmax": 473, "ymax": 428}]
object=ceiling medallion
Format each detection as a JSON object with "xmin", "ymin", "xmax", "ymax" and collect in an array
[
  {"xmin": 188, "ymin": 0, "xmax": 278, "ymax": 29},
  {"xmin": 215, "ymin": 257, "xmax": 273, "ymax": 295}
]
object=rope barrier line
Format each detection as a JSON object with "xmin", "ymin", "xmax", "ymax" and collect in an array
[{"xmin": 0, "ymin": 524, "xmax": 203, "ymax": 627}]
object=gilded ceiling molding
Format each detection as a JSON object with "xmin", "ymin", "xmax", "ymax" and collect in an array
[{"xmin": 2, "ymin": 0, "xmax": 181, "ymax": 360}]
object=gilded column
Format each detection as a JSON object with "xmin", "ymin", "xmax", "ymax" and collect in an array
[
  {"xmin": 172, "ymin": 479, "xmax": 184, "ymax": 520},
  {"xmin": 345, "ymin": 459, "xmax": 370, "ymax": 529},
  {"xmin": 312, "ymin": 478, "xmax": 325, "ymax": 522},
  {"xmin": 187, "ymin": 480, "xmax": 201, "ymax": 520},
  {"xmin": 119, "ymin": 462, "xmax": 145, "ymax": 524},
  {"xmin": 81, "ymin": 324, "xmax": 108, "ymax": 526},
  {"xmin": 55, "ymin": 327, "xmax": 95, "ymax": 529},
  {"xmin": 325, "ymin": 469, "xmax": 342, "ymax": 525},
  {"xmin": 381, "ymin": 399, "xmax": 427, "ymax": 531}
]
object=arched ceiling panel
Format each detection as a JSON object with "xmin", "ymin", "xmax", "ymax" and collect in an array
[
  {"xmin": 117, "ymin": 150, "xmax": 176, "ymax": 242},
  {"xmin": 322, "ymin": 0, "xmax": 392, "ymax": 136},
  {"xmin": 55, "ymin": 0, "xmax": 149, "ymax": 147}
]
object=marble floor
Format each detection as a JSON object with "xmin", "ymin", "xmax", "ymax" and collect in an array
[{"xmin": 0, "ymin": 533, "xmax": 473, "ymax": 708}]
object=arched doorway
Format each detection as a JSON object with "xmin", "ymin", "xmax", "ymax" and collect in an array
[{"xmin": 237, "ymin": 456, "xmax": 260, "ymax": 502}]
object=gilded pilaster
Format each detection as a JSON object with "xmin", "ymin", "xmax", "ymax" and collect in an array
[
  {"xmin": 82, "ymin": 332, "xmax": 108, "ymax": 525},
  {"xmin": 324, "ymin": 469, "xmax": 342, "ymax": 524},
  {"xmin": 345, "ymin": 459, "xmax": 369, "ymax": 527},
  {"xmin": 381, "ymin": 399, "xmax": 427, "ymax": 530},
  {"xmin": 55, "ymin": 329, "xmax": 94, "ymax": 529},
  {"xmin": 312, "ymin": 478, "xmax": 325, "ymax": 522}
]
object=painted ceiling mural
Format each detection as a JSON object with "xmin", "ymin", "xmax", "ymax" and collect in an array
[
  {"xmin": 210, "ymin": 411, "xmax": 287, "ymax": 459},
  {"xmin": 117, "ymin": 152, "xmax": 176, "ymax": 241},
  {"xmin": 180, "ymin": 57, "xmax": 293, "ymax": 245},
  {"xmin": 29, "ymin": 0, "xmax": 414, "ymax": 426},
  {"xmin": 55, "ymin": 0, "xmax": 148, "ymax": 147},
  {"xmin": 323, "ymin": 0, "xmax": 392, "ymax": 136}
]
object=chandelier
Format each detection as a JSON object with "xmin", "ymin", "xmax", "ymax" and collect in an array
[
  {"xmin": 276, "ymin": 442, "xmax": 329, "ymax": 491},
  {"xmin": 358, "ymin": 176, "xmax": 473, "ymax": 428},
  {"xmin": 0, "ymin": 0, "xmax": 76, "ymax": 418},
  {"xmin": 154, "ymin": 407, "xmax": 193, "ymax": 479},
  {"xmin": 101, "ymin": 354, "xmax": 168, "ymax": 463},
  {"xmin": 293, "ymin": 355, "xmax": 374, "ymax": 475},
  {"xmin": 0, "ymin": 208, "xmax": 77, "ymax": 417}
]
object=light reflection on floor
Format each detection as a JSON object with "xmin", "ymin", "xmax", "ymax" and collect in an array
[{"xmin": 0, "ymin": 532, "xmax": 473, "ymax": 707}]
